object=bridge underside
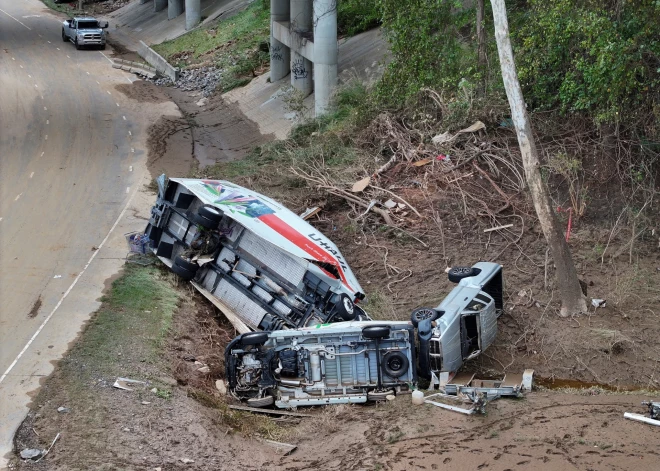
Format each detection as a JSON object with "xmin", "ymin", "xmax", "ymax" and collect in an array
[{"xmin": 147, "ymin": 0, "xmax": 201, "ymax": 30}]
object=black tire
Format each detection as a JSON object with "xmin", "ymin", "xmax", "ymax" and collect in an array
[
  {"xmin": 448, "ymin": 266, "xmax": 481, "ymax": 283},
  {"xmin": 382, "ymin": 351, "xmax": 409, "ymax": 378},
  {"xmin": 410, "ymin": 308, "xmax": 441, "ymax": 327},
  {"xmin": 247, "ymin": 395, "xmax": 274, "ymax": 407},
  {"xmin": 240, "ymin": 331, "xmax": 269, "ymax": 346},
  {"xmin": 100, "ymin": 44, "xmax": 106, "ymax": 50},
  {"xmin": 198, "ymin": 205, "xmax": 223, "ymax": 223},
  {"xmin": 62, "ymin": 30, "xmax": 68, "ymax": 42},
  {"xmin": 74, "ymin": 39, "xmax": 81, "ymax": 50},
  {"xmin": 336, "ymin": 294, "xmax": 356, "ymax": 321},
  {"xmin": 171, "ymin": 262, "xmax": 195, "ymax": 281},
  {"xmin": 367, "ymin": 389, "xmax": 394, "ymax": 402},
  {"xmin": 189, "ymin": 212, "xmax": 218, "ymax": 230},
  {"xmin": 174, "ymin": 255, "xmax": 198, "ymax": 272},
  {"xmin": 362, "ymin": 325, "xmax": 391, "ymax": 340}
]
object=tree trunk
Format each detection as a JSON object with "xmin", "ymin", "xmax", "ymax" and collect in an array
[
  {"xmin": 490, "ymin": 0, "xmax": 587, "ymax": 317},
  {"xmin": 476, "ymin": 0, "xmax": 486, "ymax": 69}
]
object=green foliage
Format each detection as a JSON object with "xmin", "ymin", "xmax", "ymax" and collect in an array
[
  {"xmin": 515, "ymin": 0, "xmax": 660, "ymax": 128},
  {"xmin": 375, "ymin": 0, "xmax": 479, "ymax": 104},
  {"xmin": 338, "ymin": 0, "xmax": 382, "ymax": 36}
]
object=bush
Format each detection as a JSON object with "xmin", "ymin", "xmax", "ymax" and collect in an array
[{"xmin": 514, "ymin": 0, "xmax": 660, "ymax": 131}]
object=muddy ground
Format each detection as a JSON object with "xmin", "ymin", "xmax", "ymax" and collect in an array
[{"xmin": 12, "ymin": 72, "xmax": 660, "ymax": 470}]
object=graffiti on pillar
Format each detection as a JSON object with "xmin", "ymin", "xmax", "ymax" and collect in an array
[
  {"xmin": 271, "ymin": 45, "xmax": 283, "ymax": 62},
  {"xmin": 292, "ymin": 58, "xmax": 308, "ymax": 80}
]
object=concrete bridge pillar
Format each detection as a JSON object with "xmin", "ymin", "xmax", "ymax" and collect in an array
[
  {"xmin": 270, "ymin": 0, "xmax": 290, "ymax": 82},
  {"xmin": 290, "ymin": 0, "xmax": 313, "ymax": 96},
  {"xmin": 168, "ymin": 0, "xmax": 184, "ymax": 20},
  {"xmin": 154, "ymin": 0, "xmax": 167, "ymax": 12},
  {"xmin": 313, "ymin": 0, "xmax": 338, "ymax": 115},
  {"xmin": 185, "ymin": 0, "xmax": 201, "ymax": 30}
]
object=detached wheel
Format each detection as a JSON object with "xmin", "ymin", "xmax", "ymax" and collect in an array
[
  {"xmin": 240, "ymin": 331, "xmax": 269, "ymax": 346},
  {"xmin": 410, "ymin": 308, "xmax": 440, "ymax": 327},
  {"xmin": 336, "ymin": 294, "xmax": 356, "ymax": 321},
  {"xmin": 198, "ymin": 205, "xmax": 223, "ymax": 223},
  {"xmin": 174, "ymin": 255, "xmax": 198, "ymax": 273},
  {"xmin": 171, "ymin": 262, "xmax": 195, "ymax": 281},
  {"xmin": 382, "ymin": 351, "xmax": 409, "ymax": 378},
  {"xmin": 247, "ymin": 395, "xmax": 274, "ymax": 408},
  {"xmin": 448, "ymin": 266, "xmax": 481, "ymax": 283},
  {"xmin": 362, "ymin": 325, "xmax": 391, "ymax": 340},
  {"xmin": 62, "ymin": 30, "xmax": 68, "ymax": 42}
]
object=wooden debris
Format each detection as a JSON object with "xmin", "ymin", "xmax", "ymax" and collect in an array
[
  {"xmin": 413, "ymin": 157, "xmax": 433, "ymax": 167},
  {"xmin": 351, "ymin": 176, "xmax": 370, "ymax": 192},
  {"xmin": 299, "ymin": 206, "xmax": 321, "ymax": 220},
  {"xmin": 228, "ymin": 405, "xmax": 315, "ymax": 417},
  {"xmin": 483, "ymin": 224, "xmax": 514, "ymax": 233}
]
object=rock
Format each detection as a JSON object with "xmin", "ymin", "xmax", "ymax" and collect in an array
[
  {"xmin": 57, "ymin": 406, "xmax": 69, "ymax": 413},
  {"xmin": 123, "ymin": 427, "xmax": 130, "ymax": 432},
  {"xmin": 180, "ymin": 458, "xmax": 195, "ymax": 464},
  {"xmin": 197, "ymin": 365, "xmax": 211, "ymax": 374},
  {"xmin": 20, "ymin": 449, "xmax": 43, "ymax": 460},
  {"xmin": 215, "ymin": 380, "xmax": 227, "ymax": 395},
  {"xmin": 195, "ymin": 97, "xmax": 208, "ymax": 107},
  {"xmin": 150, "ymin": 387, "xmax": 158, "ymax": 394},
  {"xmin": 141, "ymin": 401, "xmax": 151, "ymax": 405},
  {"xmin": 386, "ymin": 394, "xmax": 396, "ymax": 401}
]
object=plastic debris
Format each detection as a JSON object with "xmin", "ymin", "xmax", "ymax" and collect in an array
[
  {"xmin": 20, "ymin": 449, "xmax": 43, "ymax": 460},
  {"xmin": 591, "ymin": 298, "xmax": 607, "ymax": 308},
  {"xmin": 113, "ymin": 377, "xmax": 146, "ymax": 391}
]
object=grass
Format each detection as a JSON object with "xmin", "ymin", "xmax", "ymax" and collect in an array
[
  {"xmin": 152, "ymin": 2, "xmax": 270, "ymax": 92},
  {"xmin": 41, "ymin": 0, "xmax": 78, "ymax": 14},
  {"xmin": 71, "ymin": 263, "xmax": 180, "ymax": 378}
]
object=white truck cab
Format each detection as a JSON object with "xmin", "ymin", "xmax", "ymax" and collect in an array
[{"xmin": 62, "ymin": 17, "xmax": 108, "ymax": 50}]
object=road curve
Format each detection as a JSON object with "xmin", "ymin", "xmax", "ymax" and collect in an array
[{"xmin": 0, "ymin": 0, "xmax": 158, "ymax": 464}]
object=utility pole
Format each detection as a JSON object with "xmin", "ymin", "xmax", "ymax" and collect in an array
[{"xmin": 490, "ymin": 0, "xmax": 587, "ymax": 317}]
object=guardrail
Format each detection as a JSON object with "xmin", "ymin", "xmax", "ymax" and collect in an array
[{"xmin": 137, "ymin": 40, "xmax": 179, "ymax": 82}]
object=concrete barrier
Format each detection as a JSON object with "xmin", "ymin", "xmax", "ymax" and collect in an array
[{"xmin": 137, "ymin": 40, "xmax": 179, "ymax": 82}]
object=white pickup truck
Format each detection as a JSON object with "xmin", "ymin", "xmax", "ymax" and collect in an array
[{"xmin": 61, "ymin": 17, "xmax": 108, "ymax": 50}]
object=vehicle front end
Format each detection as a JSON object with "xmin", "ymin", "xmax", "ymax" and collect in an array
[{"xmin": 76, "ymin": 28, "xmax": 105, "ymax": 47}]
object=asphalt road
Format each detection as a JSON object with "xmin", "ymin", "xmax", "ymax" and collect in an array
[{"xmin": 0, "ymin": 0, "xmax": 155, "ymax": 464}]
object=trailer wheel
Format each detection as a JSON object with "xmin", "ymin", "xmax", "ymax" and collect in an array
[
  {"xmin": 62, "ymin": 29, "xmax": 68, "ymax": 42},
  {"xmin": 410, "ymin": 308, "xmax": 440, "ymax": 327},
  {"xmin": 174, "ymin": 255, "xmax": 198, "ymax": 273},
  {"xmin": 336, "ymin": 294, "xmax": 357, "ymax": 321},
  {"xmin": 171, "ymin": 262, "xmax": 195, "ymax": 281},
  {"xmin": 198, "ymin": 205, "xmax": 223, "ymax": 223},
  {"xmin": 382, "ymin": 351, "xmax": 409, "ymax": 378},
  {"xmin": 240, "ymin": 331, "xmax": 269, "ymax": 346},
  {"xmin": 246, "ymin": 395, "xmax": 274, "ymax": 408},
  {"xmin": 362, "ymin": 325, "xmax": 391, "ymax": 340},
  {"xmin": 448, "ymin": 266, "xmax": 481, "ymax": 283}
]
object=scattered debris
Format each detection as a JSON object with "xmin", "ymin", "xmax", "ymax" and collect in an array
[
  {"xmin": 53, "ymin": 275, "xmax": 62, "ymax": 279},
  {"xmin": 197, "ymin": 365, "xmax": 210, "ymax": 374},
  {"xmin": 195, "ymin": 97, "xmax": 208, "ymax": 107},
  {"xmin": 385, "ymin": 394, "xmax": 396, "ymax": 401},
  {"xmin": 383, "ymin": 199, "xmax": 397, "ymax": 209},
  {"xmin": 141, "ymin": 401, "xmax": 151, "ymax": 405},
  {"xmin": 150, "ymin": 387, "xmax": 158, "ymax": 394},
  {"xmin": 413, "ymin": 157, "xmax": 433, "ymax": 166},
  {"xmin": 431, "ymin": 120, "xmax": 486, "ymax": 146},
  {"xmin": 299, "ymin": 206, "xmax": 321, "ymax": 220},
  {"xmin": 262, "ymin": 439, "xmax": 297, "ymax": 456},
  {"xmin": 351, "ymin": 176, "xmax": 370, "ymax": 192},
  {"xmin": 625, "ymin": 401, "xmax": 660, "ymax": 426},
  {"xmin": 113, "ymin": 377, "xmax": 146, "ymax": 391},
  {"xmin": 180, "ymin": 458, "xmax": 195, "ymax": 464},
  {"xmin": 215, "ymin": 379, "xmax": 227, "ymax": 395},
  {"xmin": 56, "ymin": 407, "xmax": 69, "ymax": 413},
  {"xmin": 591, "ymin": 298, "xmax": 607, "ymax": 308},
  {"xmin": 35, "ymin": 432, "xmax": 60, "ymax": 463},
  {"xmin": 20, "ymin": 449, "xmax": 43, "ymax": 460},
  {"xmin": 122, "ymin": 427, "xmax": 130, "ymax": 432},
  {"xmin": 483, "ymin": 223, "xmax": 514, "ymax": 233}
]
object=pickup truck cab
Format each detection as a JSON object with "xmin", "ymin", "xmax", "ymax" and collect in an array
[{"xmin": 62, "ymin": 17, "xmax": 108, "ymax": 50}]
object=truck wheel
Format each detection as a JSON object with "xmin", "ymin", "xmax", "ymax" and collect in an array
[
  {"xmin": 410, "ymin": 308, "xmax": 440, "ymax": 327},
  {"xmin": 62, "ymin": 30, "xmax": 68, "ymax": 42},
  {"xmin": 74, "ymin": 39, "xmax": 81, "ymax": 50},
  {"xmin": 247, "ymin": 395, "xmax": 274, "ymax": 408},
  {"xmin": 171, "ymin": 263, "xmax": 195, "ymax": 281},
  {"xmin": 362, "ymin": 325, "xmax": 391, "ymax": 340},
  {"xmin": 240, "ymin": 331, "xmax": 269, "ymax": 346},
  {"xmin": 448, "ymin": 266, "xmax": 481, "ymax": 283},
  {"xmin": 189, "ymin": 212, "xmax": 218, "ymax": 230},
  {"xmin": 382, "ymin": 351, "xmax": 409, "ymax": 378},
  {"xmin": 100, "ymin": 44, "xmax": 106, "ymax": 50},
  {"xmin": 335, "ymin": 294, "xmax": 356, "ymax": 321},
  {"xmin": 174, "ymin": 255, "xmax": 198, "ymax": 273}
]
